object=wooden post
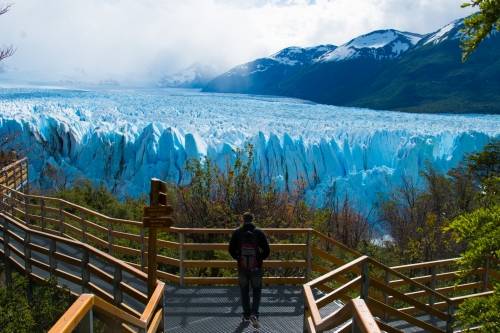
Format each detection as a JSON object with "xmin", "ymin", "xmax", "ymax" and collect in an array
[
  {"xmin": 107, "ymin": 222, "xmax": 113, "ymax": 255},
  {"xmin": 179, "ymin": 233, "xmax": 185, "ymax": 287},
  {"xmin": 113, "ymin": 265, "xmax": 123, "ymax": 306},
  {"xmin": 49, "ymin": 239, "xmax": 56, "ymax": 277},
  {"xmin": 41, "ymin": 198, "xmax": 46, "ymax": 230},
  {"xmin": 303, "ymin": 295, "xmax": 309, "ymax": 333},
  {"xmin": 383, "ymin": 270, "xmax": 389, "ymax": 321},
  {"xmin": 429, "ymin": 266, "xmax": 437, "ymax": 307},
  {"xmin": 147, "ymin": 179, "xmax": 160, "ymax": 297},
  {"xmin": 305, "ymin": 229, "xmax": 312, "ymax": 281},
  {"xmin": 446, "ymin": 302, "xmax": 455, "ymax": 333},
  {"xmin": 81, "ymin": 248, "xmax": 90, "ymax": 293},
  {"xmin": 59, "ymin": 201, "xmax": 65, "ymax": 236},
  {"xmin": 3, "ymin": 217, "xmax": 12, "ymax": 286},
  {"xmin": 24, "ymin": 195, "xmax": 29, "ymax": 225},
  {"xmin": 361, "ymin": 260, "xmax": 369, "ymax": 300},
  {"xmin": 140, "ymin": 227, "xmax": 146, "ymax": 272},
  {"xmin": 81, "ymin": 215, "xmax": 87, "ymax": 243},
  {"xmin": 76, "ymin": 310, "xmax": 93, "ymax": 333},
  {"xmin": 24, "ymin": 230, "xmax": 32, "ymax": 275},
  {"xmin": 483, "ymin": 257, "xmax": 490, "ymax": 291},
  {"xmin": 144, "ymin": 178, "xmax": 174, "ymax": 296}
]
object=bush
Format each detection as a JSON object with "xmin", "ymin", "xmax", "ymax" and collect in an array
[{"xmin": 0, "ymin": 274, "xmax": 72, "ymax": 333}]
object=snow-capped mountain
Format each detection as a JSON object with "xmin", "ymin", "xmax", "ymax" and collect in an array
[
  {"xmin": 204, "ymin": 44, "xmax": 336, "ymax": 94},
  {"xmin": 204, "ymin": 17, "xmax": 500, "ymax": 114},
  {"xmin": 319, "ymin": 30, "xmax": 423, "ymax": 62},
  {"xmin": 222, "ymin": 44, "xmax": 336, "ymax": 77},
  {"xmin": 158, "ymin": 63, "xmax": 219, "ymax": 88},
  {"xmin": 420, "ymin": 18, "xmax": 464, "ymax": 46}
]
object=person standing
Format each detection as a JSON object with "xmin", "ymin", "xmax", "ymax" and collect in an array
[{"xmin": 229, "ymin": 212, "xmax": 270, "ymax": 329}]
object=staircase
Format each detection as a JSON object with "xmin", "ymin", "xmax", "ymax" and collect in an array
[{"xmin": 0, "ymin": 157, "xmax": 496, "ymax": 332}]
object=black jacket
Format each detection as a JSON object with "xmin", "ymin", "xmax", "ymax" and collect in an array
[{"xmin": 229, "ymin": 222, "xmax": 270, "ymax": 268}]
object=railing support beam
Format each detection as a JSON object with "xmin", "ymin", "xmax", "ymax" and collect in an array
[{"xmin": 76, "ymin": 310, "xmax": 93, "ymax": 333}]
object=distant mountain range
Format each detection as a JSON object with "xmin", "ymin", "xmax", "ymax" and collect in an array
[
  {"xmin": 203, "ymin": 18, "xmax": 500, "ymax": 114},
  {"xmin": 158, "ymin": 63, "xmax": 219, "ymax": 88}
]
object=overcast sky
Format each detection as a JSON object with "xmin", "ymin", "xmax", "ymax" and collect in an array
[{"xmin": 0, "ymin": 0, "xmax": 473, "ymax": 85}]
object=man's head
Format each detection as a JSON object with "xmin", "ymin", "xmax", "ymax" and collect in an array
[{"xmin": 242, "ymin": 212, "xmax": 254, "ymax": 224}]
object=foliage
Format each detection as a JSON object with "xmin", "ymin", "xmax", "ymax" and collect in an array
[
  {"xmin": 0, "ymin": 273, "xmax": 72, "ymax": 333},
  {"xmin": 447, "ymin": 205, "xmax": 500, "ymax": 270},
  {"xmin": 55, "ymin": 179, "xmax": 146, "ymax": 221},
  {"xmin": 461, "ymin": 0, "xmax": 500, "ymax": 61},
  {"xmin": 455, "ymin": 284, "xmax": 500, "ymax": 332},
  {"xmin": 445, "ymin": 141, "xmax": 500, "ymax": 331},
  {"xmin": 380, "ymin": 140, "xmax": 499, "ymax": 264}
]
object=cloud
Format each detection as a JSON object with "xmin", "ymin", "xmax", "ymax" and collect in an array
[{"xmin": 0, "ymin": 0, "xmax": 474, "ymax": 85}]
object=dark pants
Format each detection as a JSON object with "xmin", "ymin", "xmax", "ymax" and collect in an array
[{"xmin": 238, "ymin": 268, "xmax": 262, "ymax": 317}]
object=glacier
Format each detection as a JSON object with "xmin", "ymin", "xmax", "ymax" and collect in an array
[{"xmin": 0, "ymin": 87, "xmax": 498, "ymax": 216}]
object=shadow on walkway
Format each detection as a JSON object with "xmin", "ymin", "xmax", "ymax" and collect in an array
[{"xmin": 164, "ymin": 286, "xmax": 304, "ymax": 333}]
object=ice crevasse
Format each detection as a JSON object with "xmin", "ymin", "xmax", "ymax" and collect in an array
[{"xmin": 0, "ymin": 88, "xmax": 498, "ymax": 216}]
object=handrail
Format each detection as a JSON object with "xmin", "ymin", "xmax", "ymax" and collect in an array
[
  {"xmin": 49, "ymin": 292, "xmax": 165, "ymax": 333},
  {"xmin": 0, "ymin": 180, "xmax": 358, "ymax": 285},
  {"xmin": 305, "ymin": 299, "xmax": 381, "ymax": 333},
  {"xmin": 1, "ymin": 211, "xmax": 165, "ymax": 332}
]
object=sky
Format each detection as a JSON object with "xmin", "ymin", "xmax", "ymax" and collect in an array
[{"xmin": 0, "ymin": 0, "xmax": 474, "ymax": 86}]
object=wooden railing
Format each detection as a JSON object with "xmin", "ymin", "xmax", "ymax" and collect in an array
[
  {"xmin": 0, "ymin": 213, "xmax": 165, "ymax": 332},
  {"xmin": 303, "ymin": 255, "xmax": 496, "ymax": 333},
  {"xmin": 0, "ymin": 181, "xmax": 361, "ymax": 286},
  {"xmin": 49, "ymin": 288, "xmax": 164, "ymax": 333},
  {"xmin": 0, "ymin": 157, "xmax": 28, "ymax": 192}
]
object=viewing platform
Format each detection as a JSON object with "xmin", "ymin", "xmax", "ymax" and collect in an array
[{"xmin": 0, "ymin": 157, "xmax": 497, "ymax": 333}]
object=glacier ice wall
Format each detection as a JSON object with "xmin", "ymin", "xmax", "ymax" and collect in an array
[{"xmin": 0, "ymin": 87, "xmax": 498, "ymax": 215}]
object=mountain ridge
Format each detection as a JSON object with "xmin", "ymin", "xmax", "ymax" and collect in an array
[{"xmin": 204, "ymin": 17, "xmax": 500, "ymax": 114}]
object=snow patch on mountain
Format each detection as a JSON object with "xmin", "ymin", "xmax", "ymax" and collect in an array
[{"xmin": 320, "ymin": 30, "xmax": 423, "ymax": 62}]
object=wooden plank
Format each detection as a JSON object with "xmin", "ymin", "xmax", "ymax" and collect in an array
[
  {"xmin": 53, "ymin": 251, "xmax": 82, "ymax": 267},
  {"xmin": 391, "ymin": 258, "xmax": 459, "ymax": 271},
  {"xmin": 113, "ymin": 244, "xmax": 141, "ymax": 256},
  {"xmin": 303, "ymin": 285, "xmax": 322, "ymax": 327},
  {"xmin": 306, "ymin": 256, "xmax": 367, "ymax": 289},
  {"xmin": 316, "ymin": 276, "xmax": 361, "ymax": 308},
  {"xmin": 55, "ymin": 268, "xmax": 83, "ymax": 285},
  {"xmin": 48, "ymin": 294, "xmax": 95, "ymax": 333},
  {"xmin": 146, "ymin": 309, "xmax": 163, "ymax": 333},
  {"xmin": 367, "ymin": 297, "xmax": 445, "ymax": 333},
  {"xmin": 157, "ymin": 254, "xmax": 180, "ymax": 267},
  {"xmin": 370, "ymin": 278, "xmax": 447, "ymax": 320},
  {"xmin": 111, "ymin": 229, "xmax": 142, "ymax": 242},
  {"xmin": 88, "ymin": 263, "xmax": 114, "ymax": 283},
  {"xmin": 93, "ymin": 296, "xmax": 146, "ymax": 329},
  {"xmin": 306, "ymin": 316, "xmax": 317, "ymax": 333},
  {"xmin": 140, "ymin": 281, "xmax": 165, "ymax": 325},
  {"xmin": 120, "ymin": 281, "xmax": 149, "ymax": 303},
  {"xmin": 351, "ymin": 299, "xmax": 381, "ymax": 333},
  {"xmin": 316, "ymin": 302, "xmax": 353, "ymax": 332},
  {"xmin": 157, "ymin": 270, "xmax": 180, "ymax": 283}
]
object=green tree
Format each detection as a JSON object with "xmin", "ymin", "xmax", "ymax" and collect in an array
[
  {"xmin": 461, "ymin": 0, "xmax": 500, "ymax": 61},
  {"xmin": 447, "ymin": 205, "xmax": 500, "ymax": 331}
]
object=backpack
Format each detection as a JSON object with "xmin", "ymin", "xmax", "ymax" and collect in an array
[{"xmin": 239, "ymin": 230, "xmax": 259, "ymax": 272}]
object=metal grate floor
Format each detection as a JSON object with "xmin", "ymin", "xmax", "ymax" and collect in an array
[{"xmin": 164, "ymin": 286, "xmax": 305, "ymax": 333}]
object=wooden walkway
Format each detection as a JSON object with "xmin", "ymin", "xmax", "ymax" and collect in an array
[{"xmin": 0, "ymin": 157, "xmax": 497, "ymax": 333}]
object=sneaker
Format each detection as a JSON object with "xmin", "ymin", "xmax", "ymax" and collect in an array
[
  {"xmin": 242, "ymin": 315, "xmax": 250, "ymax": 323},
  {"xmin": 250, "ymin": 315, "xmax": 260, "ymax": 329}
]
